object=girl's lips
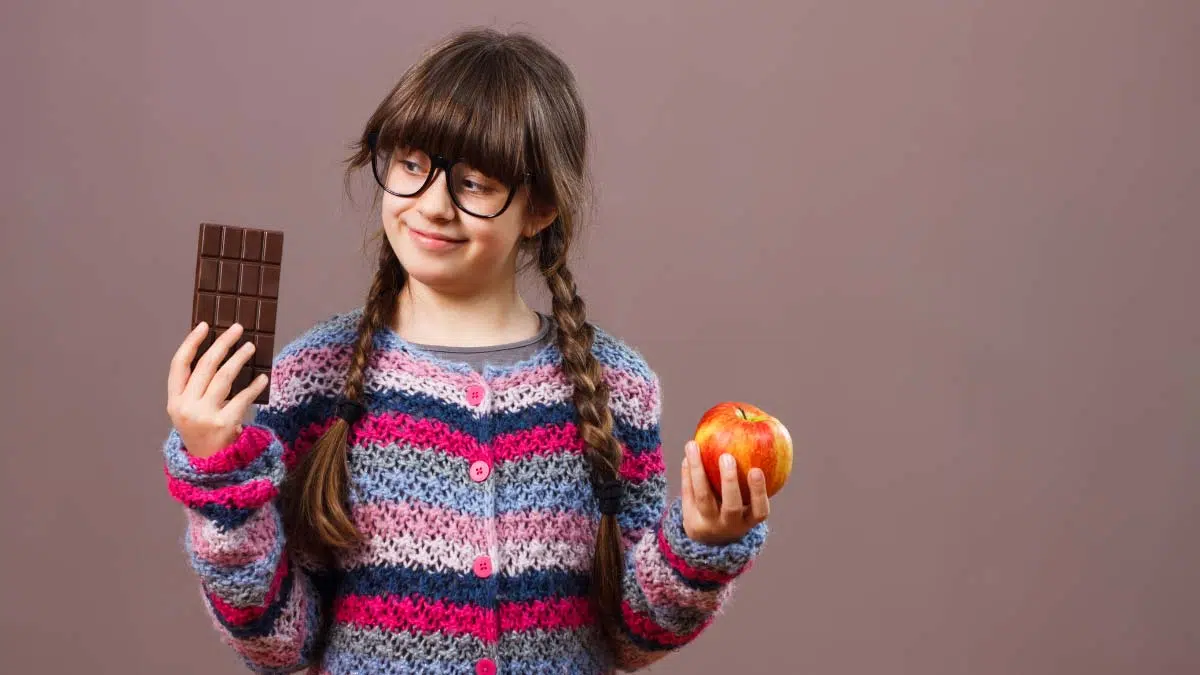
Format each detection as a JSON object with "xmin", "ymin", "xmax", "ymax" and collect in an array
[{"xmin": 408, "ymin": 227, "xmax": 466, "ymax": 251}]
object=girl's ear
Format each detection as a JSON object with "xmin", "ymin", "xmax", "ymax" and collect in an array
[{"xmin": 524, "ymin": 204, "xmax": 558, "ymax": 238}]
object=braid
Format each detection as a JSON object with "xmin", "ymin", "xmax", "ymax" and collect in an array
[
  {"xmin": 539, "ymin": 224, "xmax": 625, "ymax": 642},
  {"xmin": 282, "ymin": 233, "xmax": 405, "ymax": 561}
]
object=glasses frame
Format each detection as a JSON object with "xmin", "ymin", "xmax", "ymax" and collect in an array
[{"xmin": 367, "ymin": 131, "xmax": 532, "ymax": 219}]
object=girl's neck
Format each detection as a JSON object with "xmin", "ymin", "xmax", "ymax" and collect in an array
[{"xmin": 392, "ymin": 279, "xmax": 542, "ymax": 348}]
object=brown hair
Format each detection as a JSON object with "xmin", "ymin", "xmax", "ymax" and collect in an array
[{"xmin": 279, "ymin": 27, "xmax": 626, "ymax": 644}]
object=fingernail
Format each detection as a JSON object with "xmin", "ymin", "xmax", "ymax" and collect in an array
[
  {"xmin": 721, "ymin": 454, "xmax": 734, "ymax": 469},
  {"xmin": 750, "ymin": 468, "xmax": 765, "ymax": 482},
  {"xmin": 686, "ymin": 442, "xmax": 699, "ymax": 464},
  {"xmin": 196, "ymin": 321, "xmax": 207, "ymax": 330}
]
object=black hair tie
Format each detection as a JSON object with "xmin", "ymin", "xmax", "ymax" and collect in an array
[
  {"xmin": 595, "ymin": 479, "xmax": 624, "ymax": 515},
  {"xmin": 335, "ymin": 398, "xmax": 366, "ymax": 425}
]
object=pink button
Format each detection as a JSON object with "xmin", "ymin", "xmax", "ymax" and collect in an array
[
  {"xmin": 473, "ymin": 555, "xmax": 493, "ymax": 578},
  {"xmin": 469, "ymin": 460, "xmax": 491, "ymax": 482},
  {"xmin": 466, "ymin": 384, "xmax": 486, "ymax": 407},
  {"xmin": 475, "ymin": 658, "xmax": 496, "ymax": 675}
]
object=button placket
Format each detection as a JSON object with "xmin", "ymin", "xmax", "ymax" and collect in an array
[{"xmin": 467, "ymin": 377, "xmax": 500, "ymax": 672}]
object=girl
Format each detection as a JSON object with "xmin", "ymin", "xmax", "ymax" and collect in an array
[{"xmin": 163, "ymin": 27, "xmax": 771, "ymax": 674}]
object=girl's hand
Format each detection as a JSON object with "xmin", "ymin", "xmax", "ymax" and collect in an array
[
  {"xmin": 166, "ymin": 322, "xmax": 268, "ymax": 459},
  {"xmin": 681, "ymin": 440, "xmax": 770, "ymax": 546}
]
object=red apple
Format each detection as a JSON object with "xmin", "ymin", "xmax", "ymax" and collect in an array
[{"xmin": 694, "ymin": 402, "xmax": 793, "ymax": 503}]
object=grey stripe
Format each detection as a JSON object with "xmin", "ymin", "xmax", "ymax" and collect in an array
[{"xmin": 328, "ymin": 624, "xmax": 605, "ymax": 663}]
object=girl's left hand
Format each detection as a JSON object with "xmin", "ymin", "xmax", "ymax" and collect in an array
[{"xmin": 681, "ymin": 440, "xmax": 770, "ymax": 546}]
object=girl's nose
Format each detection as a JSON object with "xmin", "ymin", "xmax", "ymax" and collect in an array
[{"xmin": 415, "ymin": 170, "xmax": 457, "ymax": 221}]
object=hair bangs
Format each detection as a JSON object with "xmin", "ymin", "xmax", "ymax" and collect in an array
[{"xmin": 378, "ymin": 50, "xmax": 530, "ymax": 185}]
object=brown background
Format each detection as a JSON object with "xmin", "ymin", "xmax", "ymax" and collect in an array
[{"xmin": 2, "ymin": 1, "xmax": 1198, "ymax": 673}]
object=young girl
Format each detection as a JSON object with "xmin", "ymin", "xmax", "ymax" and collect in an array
[{"xmin": 162, "ymin": 27, "xmax": 771, "ymax": 674}]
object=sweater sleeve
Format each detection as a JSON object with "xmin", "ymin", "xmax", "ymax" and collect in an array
[
  {"xmin": 161, "ymin": 368, "xmax": 328, "ymax": 673},
  {"xmin": 609, "ymin": 369, "xmax": 769, "ymax": 672}
]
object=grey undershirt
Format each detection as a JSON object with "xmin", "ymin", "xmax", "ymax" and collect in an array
[{"xmin": 407, "ymin": 312, "xmax": 556, "ymax": 373}]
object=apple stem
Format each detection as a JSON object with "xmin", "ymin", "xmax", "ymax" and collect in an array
[{"xmin": 736, "ymin": 407, "xmax": 746, "ymax": 420}]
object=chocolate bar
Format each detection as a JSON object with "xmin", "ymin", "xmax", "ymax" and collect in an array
[{"xmin": 190, "ymin": 223, "xmax": 284, "ymax": 404}]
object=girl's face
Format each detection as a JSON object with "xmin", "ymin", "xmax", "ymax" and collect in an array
[{"xmin": 381, "ymin": 157, "xmax": 555, "ymax": 296}]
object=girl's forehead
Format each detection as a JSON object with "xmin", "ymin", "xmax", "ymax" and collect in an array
[{"xmin": 385, "ymin": 129, "xmax": 526, "ymax": 180}]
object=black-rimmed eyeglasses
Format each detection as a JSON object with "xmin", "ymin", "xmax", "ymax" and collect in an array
[{"xmin": 368, "ymin": 132, "xmax": 531, "ymax": 219}]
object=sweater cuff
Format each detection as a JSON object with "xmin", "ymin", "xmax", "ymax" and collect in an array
[
  {"xmin": 162, "ymin": 424, "xmax": 283, "ymax": 488},
  {"xmin": 658, "ymin": 497, "xmax": 767, "ymax": 584}
]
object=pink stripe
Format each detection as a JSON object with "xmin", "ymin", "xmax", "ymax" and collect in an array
[
  {"xmin": 165, "ymin": 469, "xmax": 277, "ymax": 509},
  {"xmin": 354, "ymin": 412, "xmax": 486, "ymax": 463},
  {"xmin": 354, "ymin": 501, "xmax": 597, "ymax": 546},
  {"xmin": 499, "ymin": 509, "xmax": 595, "ymax": 544},
  {"xmin": 208, "ymin": 556, "xmax": 288, "ymax": 624},
  {"xmin": 489, "ymin": 362, "xmax": 656, "ymax": 410},
  {"xmin": 188, "ymin": 507, "xmax": 278, "ymax": 566},
  {"xmin": 373, "ymin": 347, "xmax": 478, "ymax": 386},
  {"xmin": 272, "ymin": 345, "xmax": 475, "ymax": 404},
  {"xmin": 344, "ymin": 412, "xmax": 658, "ymax": 482},
  {"xmin": 282, "ymin": 422, "xmax": 327, "ymax": 469},
  {"xmin": 619, "ymin": 451, "xmax": 665, "ymax": 482},
  {"xmin": 335, "ymin": 596, "xmax": 593, "ymax": 641},
  {"xmin": 490, "ymin": 423, "xmax": 581, "ymax": 461},
  {"xmin": 601, "ymin": 368, "xmax": 660, "ymax": 418},
  {"xmin": 187, "ymin": 425, "xmax": 273, "ymax": 474},
  {"xmin": 487, "ymin": 362, "xmax": 566, "ymax": 393},
  {"xmin": 353, "ymin": 501, "xmax": 487, "ymax": 548},
  {"xmin": 336, "ymin": 595, "xmax": 498, "ymax": 642},
  {"xmin": 656, "ymin": 524, "xmax": 736, "ymax": 585},
  {"xmin": 621, "ymin": 599, "xmax": 710, "ymax": 647},
  {"xmin": 500, "ymin": 597, "xmax": 594, "ymax": 633}
]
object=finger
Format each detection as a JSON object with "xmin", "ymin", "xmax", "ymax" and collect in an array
[
  {"xmin": 718, "ymin": 454, "xmax": 745, "ymax": 518},
  {"xmin": 184, "ymin": 323, "xmax": 244, "ymax": 400},
  {"xmin": 168, "ymin": 322, "xmax": 209, "ymax": 398},
  {"xmin": 222, "ymin": 372, "xmax": 269, "ymax": 422},
  {"xmin": 680, "ymin": 457, "xmax": 695, "ymax": 512},
  {"xmin": 686, "ymin": 441, "xmax": 718, "ymax": 516},
  {"xmin": 203, "ymin": 340, "xmax": 257, "ymax": 405},
  {"xmin": 748, "ymin": 468, "xmax": 770, "ymax": 523}
]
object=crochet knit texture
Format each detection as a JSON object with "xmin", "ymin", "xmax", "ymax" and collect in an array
[{"xmin": 162, "ymin": 308, "xmax": 768, "ymax": 674}]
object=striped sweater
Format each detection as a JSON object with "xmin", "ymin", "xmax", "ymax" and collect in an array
[{"xmin": 162, "ymin": 308, "xmax": 768, "ymax": 674}]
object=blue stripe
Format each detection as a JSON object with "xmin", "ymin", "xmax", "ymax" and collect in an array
[
  {"xmin": 194, "ymin": 503, "xmax": 257, "ymax": 531},
  {"xmin": 507, "ymin": 656, "xmax": 608, "ymax": 673},
  {"xmin": 350, "ymin": 465, "xmax": 640, "ymax": 515},
  {"xmin": 320, "ymin": 649, "xmax": 473, "ymax": 675},
  {"xmin": 339, "ymin": 565, "xmax": 590, "ymax": 605}
]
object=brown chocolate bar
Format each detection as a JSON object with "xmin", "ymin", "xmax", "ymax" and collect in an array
[{"xmin": 190, "ymin": 223, "xmax": 284, "ymax": 404}]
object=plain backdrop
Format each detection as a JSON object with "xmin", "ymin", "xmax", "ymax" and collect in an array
[{"xmin": 2, "ymin": 1, "xmax": 1198, "ymax": 673}]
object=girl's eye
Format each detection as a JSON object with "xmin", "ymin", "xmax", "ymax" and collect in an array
[
  {"xmin": 460, "ymin": 175, "xmax": 499, "ymax": 194},
  {"xmin": 401, "ymin": 160, "xmax": 425, "ymax": 174}
]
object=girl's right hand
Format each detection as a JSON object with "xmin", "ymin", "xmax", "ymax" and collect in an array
[{"xmin": 167, "ymin": 322, "xmax": 269, "ymax": 459}]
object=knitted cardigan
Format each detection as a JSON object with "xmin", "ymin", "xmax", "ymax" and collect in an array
[{"xmin": 162, "ymin": 308, "xmax": 768, "ymax": 674}]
